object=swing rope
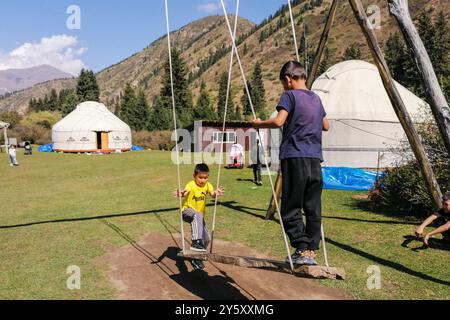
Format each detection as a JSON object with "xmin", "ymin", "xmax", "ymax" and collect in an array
[
  {"xmin": 210, "ymin": 0, "xmax": 240, "ymax": 254},
  {"xmin": 220, "ymin": 0, "xmax": 295, "ymax": 273},
  {"xmin": 164, "ymin": 0, "xmax": 186, "ymax": 254},
  {"xmin": 287, "ymin": 0, "xmax": 300, "ymax": 62},
  {"xmin": 287, "ymin": 0, "xmax": 329, "ymax": 268}
]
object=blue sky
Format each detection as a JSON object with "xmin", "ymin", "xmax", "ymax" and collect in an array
[{"xmin": 0, "ymin": 0, "xmax": 286, "ymax": 75}]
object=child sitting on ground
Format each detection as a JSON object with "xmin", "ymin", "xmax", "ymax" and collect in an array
[
  {"xmin": 173, "ymin": 163, "xmax": 224, "ymax": 270},
  {"xmin": 415, "ymin": 191, "xmax": 450, "ymax": 246}
]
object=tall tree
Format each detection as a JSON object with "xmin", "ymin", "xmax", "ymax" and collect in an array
[
  {"xmin": 217, "ymin": 73, "xmax": 235, "ymax": 121},
  {"xmin": 193, "ymin": 82, "xmax": 216, "ymax": 121},
  {"xmin": 48, "ymin": 89, "xmax": 59, "ymax": 112},
  {"xmin": 149, "ymin": 95, "xmax": 172, "ymax": 131},
  {"xmin": 118, "ymin": 83, "xmax": 137, "ymax": 127},
  {"xmin": 385, "ymin": 33, "xmax": 409, "ymax": 85},
  {"xmin": 432, "ymin": 11, "xmax": 450, "ymax": 101},
  {"xmin": 59, "ymin": 89, "xmax": 79, "ymax": 117},
  {"xmin": 251, "ymin": 62, "xmax": 267, "ymax": 119},
  {"xmin": 232, "ymin": 105, "xmax": 243, "ymax": 121},
  {"xmin": 160, "ymin": 48, "xmax": 193, "ymax": 127},
  {"xmin": 241, "ymin": 83, "xmax": 254, "ymax": 118},
  {"xmin": 318, "ymin": 46, "xmax": 336, "ymax": 75},
  {"xmin": 132, "ymin": 90, "xmax": 151, "ymax": 131},
  {"xmin": 76, "ymin": 69, "xmax": 100, "ymax": 102}
]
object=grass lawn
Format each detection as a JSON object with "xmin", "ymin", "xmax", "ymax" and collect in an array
[{"xmin": 0, "ymin": 149, "xmax": 448, "ymax": 300}]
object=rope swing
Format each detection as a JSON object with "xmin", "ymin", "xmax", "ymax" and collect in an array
[
  {"xmin": 210, "ymin": 0, "xmax": 240, "ymax": 254},
  {"xmin": 164, "ymin": 0, "xmax": 186, "ymax": 254},
  {"xmin": 219, "ymin": 0, "xmax": 294, "ymax": 273},
  {"xmin": 165, "ymin": 0, "xmax": 334, "ymax": 273}
]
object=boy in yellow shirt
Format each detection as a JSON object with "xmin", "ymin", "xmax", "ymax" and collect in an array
[{"xmin": 173, "ymin": 164, "xmax": 224, "ymax": 270}]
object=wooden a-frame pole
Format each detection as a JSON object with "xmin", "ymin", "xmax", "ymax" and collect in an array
[
  {"xmin": 307, "ymin": 0, "xmax": 339, "ymax": 88},
  {"xmin": 267, "ymin": 0, "xmax": 442, "ymax": 217},
  {"xmin": 388, "ymin": 0, "xmax": 450, "ymax": 157},
  {"xmin": 348, "ymin": 0, "xmax": 442, "ymax": 208}
]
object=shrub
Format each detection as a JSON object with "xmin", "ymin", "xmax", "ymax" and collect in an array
[
  {"xmin": 132, "ymin": 130, "xmax": 174, "ymax": 150},
  {"xmin": 369, "ymin": 109, "xmax": 450, "ymax": 216},
  {"xmin": 0, "ymin": 110, "xmax": 23, "ymax": 129},
  {"xmin": 20, "ymin": 111, "xmax": 62, "ymax": 129},
  {"xmin": 11, "ymin": 125, "xmax": 52, "ymax": 145}
]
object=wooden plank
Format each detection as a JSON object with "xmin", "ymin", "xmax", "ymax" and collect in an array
[
  {"xmin": 388, "ymin": 0, "xmax": 450, "ymax": 157},
  {"xmin": 348, "ymin": 0, "xmax": 442, "ymax": 209},
  {"xmin": 178, "ymin": 251, "xmax": 346, "ymax": 280}
]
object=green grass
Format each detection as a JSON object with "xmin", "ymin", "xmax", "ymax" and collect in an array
[{"xmin": 0, "ymin": 149, "xmax": 448, "ymax": 300}]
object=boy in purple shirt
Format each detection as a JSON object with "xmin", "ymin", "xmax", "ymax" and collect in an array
[{"xmin": 253, "ymin": 61, "xmax": 330, "ymax": 265}]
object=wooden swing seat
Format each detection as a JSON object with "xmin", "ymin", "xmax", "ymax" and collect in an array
[{"xmin": 178, "ymin": 250, "xmax": 346, "ymax": 280}]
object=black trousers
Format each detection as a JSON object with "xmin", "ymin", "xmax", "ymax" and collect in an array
[
  {"xmin": 281, "ymin": 157, "xmax": 323, "ymax": 251},
  {"xmin": 253, "ymin": 163, "xmax": 262, "ymax": 182},
  {"xmin": 434, "ymin": 217, "xmax": 450, "ymax": 238}
]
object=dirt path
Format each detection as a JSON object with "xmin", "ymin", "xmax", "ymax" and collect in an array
[{"xmin": 100, "ymin": 226, "xmax": 352, "ymax": 300}]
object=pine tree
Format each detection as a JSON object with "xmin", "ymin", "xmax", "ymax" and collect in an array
[
  {"xmin": 36, "ymin": 98, "xmax": 44, "ymax": 112},
  {"xmin": 241, "ymin": 83, "xmax": 253, "ymax": 117},
  {"xmin": 76, "ymin": 69, "xmax": 100, "ymax": 102},
  {"xmin": 385, "ymin": 33, "xmax": 409, "ymax": 85},
  {"xmin": 118, "ymin": 83, "xmax": 137, "ymax": 127},
  {"xmin": 417, "ymin": 11, "xmax": 435, "ymax": 56},
  {"xmin": 132, "ymin": 90, "xmax": 151, "ymax": 131},
  {"xmin": 343, "ymin": 43, "xmax": 362, "ymax": 60},
  {"xmin": 432, "ymin": 11, "xmax": 450, "ymax": 100},
  {"xmin": 318, "ymin": 46, "xmax": 335, "ymax": 75},
  {"xmin": 28, "ymin": 98, "xmax": 37, "ymax": 111},
  {"xmin": 193, "ymin": 82, "xmax": 216, "ymax": 121},
  {"xmin": 149, "ymin": 95, "xmax": 172, "ymax": 131},
  {"xmin": 48, "ymin": 89, "xmax": 59, "ymax": 111},
  {"xmin": 251, "ymin": 62, "xmax": 267, "ymax": 119},
  {"xmin": 217, "ymin": 73, "xmax": 235, "ymax": 121},
  {"xmin": 232, "ymin": 105, "xmax": 243, "ymax": 121},
  {"xmin": 59, "ymin": 89, "xmax": 79, "ymax": 117},
  {"xmin": 160, "ymin": 48, "xmax": 193, "ymax": 127}
]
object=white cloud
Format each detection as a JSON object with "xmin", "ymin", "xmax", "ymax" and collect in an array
[
  {"xmin": 198, "ymin": 2, "xmax": 221, "ymax": 13},
  {"xmin": 0, "ymin": 35, "xmax": 87, "ymax": 75}
]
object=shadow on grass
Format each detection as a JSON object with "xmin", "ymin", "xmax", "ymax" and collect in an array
[
  {"xmin": 402, "ymin": 235, "xmax": 450, "ymax": 252},
  {"xmin": 0, "ymin": 208, "xmax": 175, "ymax": 230},
  {"xmin": 326, "ymin": 237, "xmax": 450, "ymax": 287},
  {"xmin": 0, "ymin": 201, "xmax": 267, "ymax": 230},
  {"xmin": 104, "ymin": 218, "xmax": 252, "ymax": 300},
  {"xmin": 348, "ymin": 196, "xmax": 421, "ymax": 223},
  {"xmin": 222, "ymin": 200, "xmax": 418, "ymax": 226}
]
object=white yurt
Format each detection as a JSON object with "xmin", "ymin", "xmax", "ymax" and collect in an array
[
  {"xmin": 52, "ymin": 101, "xmax": 132, "ymax": 153},
  {"xmin": 312, "ymin": 60, "xmax": 428, "ymax": 168}
]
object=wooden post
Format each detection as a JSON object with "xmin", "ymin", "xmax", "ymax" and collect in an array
[
  {"xmin": 266, "ymin": 169, "xmax": 282, "ymax": 220},
  {"xmin": 307, "ymin": 0, "xmax": 339, "ymax": 88},
  {"xmin": 348, "ymin": 0, "xmax": 442, "ymax": 209},
  {"xmin": 1, "ymin": 123, "xmax": 9, "ymax": 159},
  {"xmin": 388, "ymin": 0, "xmax": 450, "ymax": 156}
]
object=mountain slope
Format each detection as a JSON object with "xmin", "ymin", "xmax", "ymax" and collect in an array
[
  {"xmin": 0, "ymin": 65, "xmax": 72, "ymax": 95},
  {"xmin": 0, "ymin": 0, "xmax": 448, "ymax": 114}
]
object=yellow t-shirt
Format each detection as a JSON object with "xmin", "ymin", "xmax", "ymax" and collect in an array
[{"xmin": 182, "ymin": 181, "xmax": 214, "ymax": 216}]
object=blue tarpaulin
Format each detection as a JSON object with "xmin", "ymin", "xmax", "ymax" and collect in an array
[
  {"xmin": 38, "ymin": 144, "xmax": 54, "ymax": 153},
  {"xmin": 131, "ymin": 145, "xmax": 145, "ymax": 151},
  {"xmin": 322, "ymin": 167, "xmax": 378, "ymax": 191}
]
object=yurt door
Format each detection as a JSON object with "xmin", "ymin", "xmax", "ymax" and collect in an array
[
  {"xmin": 101, "ymin": 132, "xmax": 109, "ymax": 150},
  {"xmin": 96, "ymin": 132, "xmax": 109, "ymax": 150}
]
